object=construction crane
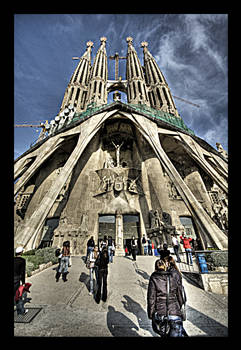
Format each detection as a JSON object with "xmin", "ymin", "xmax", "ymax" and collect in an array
[
  {"xmin": 14, "ymin": 121, "xmax": 49, "ymax": 142},
  {"xmin": 172, "ymin": 95, "xmax": 200, "ymax": 108}
]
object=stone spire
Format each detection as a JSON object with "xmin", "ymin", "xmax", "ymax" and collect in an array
[
  {"xmin": 86, "ymin": 37, "xmax": 108, "ymax": 107},
  {"xmin": 126, "ymin": 37, "xmax": 150, "ymax": 106},
  {"xmin": 60, "ymin": 41, "xmax": 93, "ymax": 113},
  {"xmin": 141, "ymin": 41, "xmax": 180, "ymax": 118}
]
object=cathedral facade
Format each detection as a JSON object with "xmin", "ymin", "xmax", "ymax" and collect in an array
[{"xmin": 14, "ymin": 37, "xmax": 228, "ymax": 255}]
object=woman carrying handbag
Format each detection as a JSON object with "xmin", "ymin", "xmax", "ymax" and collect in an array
[{"xmin": 147, "ymin": 256, "xmax": 188, "ymax": 337}]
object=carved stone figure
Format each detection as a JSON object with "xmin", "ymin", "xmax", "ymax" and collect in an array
[
  {"xmin": 216, "ymin": 143, "xmax": 228, "ymax": 159},
  {"xmin": 128, "ymin": 177, "xmax": 138, "ymax": 194},
  {"xmin": 104, "ymin": 155, "xmax": 115, "ymax": 168},
  {"xmin": 112, "ymin": 140, "xmax": 124, "ymax": 167}
]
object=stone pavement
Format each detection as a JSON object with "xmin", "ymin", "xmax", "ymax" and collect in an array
[{"xmin": 14, "ymin": 255, "xmax": 228, "ymax": 337}]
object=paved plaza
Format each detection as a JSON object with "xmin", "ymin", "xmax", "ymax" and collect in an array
[{"xmin": 14, "ymin": 255, "xmax": 228, "ymax": 337}]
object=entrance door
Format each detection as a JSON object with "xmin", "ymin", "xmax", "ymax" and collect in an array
[
  {"xmin": 123, "ymin": 214, "xmax": 141, "ymax": 254},
  {"xmin": 39, "ymin": 217, "xmax": 60, "ymax": 248},
  {"xmin": 98, "ymin": 215, "xmax": 116, "ymax": 247}
]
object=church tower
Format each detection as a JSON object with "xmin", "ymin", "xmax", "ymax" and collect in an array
[
  {"xmin": 60, "ymin": 40, "xmax": 93, "ymax": 113},
  {"xmin": 14, "ymin": 36, "xmax": 228, "ymax": 256},
  {"xmin": 86, "ymin": 37, "xmax": 108, "ymax": 107},
  {"xmin": 126, "ymin": 36, "xmax": 150, "ymax": 106},
  {"xmin": 141, "ymin": 41, "xmax": 180, "ymax": 118}
]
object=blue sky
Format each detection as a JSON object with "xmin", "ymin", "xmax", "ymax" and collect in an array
[{"xmin": 14, "ymin": 14, "xmax": 228, "ymax": 159}]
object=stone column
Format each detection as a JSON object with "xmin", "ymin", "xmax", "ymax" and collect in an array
[
  {"xmin": 184, "ymin": 169, "xmax": 213, "ymax": 216},
  {"xmin": 115, "ymin": 212, "xmax": 125, "ymax": 256}
]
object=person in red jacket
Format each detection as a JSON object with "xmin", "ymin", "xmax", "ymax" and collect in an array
[{"xmin": 179, "ymin": 235, "xmax": 193, "ymax": 265}]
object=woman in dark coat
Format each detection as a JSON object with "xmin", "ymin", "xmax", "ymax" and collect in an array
[
  {"xmin": 95, "ymin": 247, "xmax": 109, "ymax": 303},
  {"xmin": 147, "ymin": 257, "xmax": 187, "ymax": 337}
]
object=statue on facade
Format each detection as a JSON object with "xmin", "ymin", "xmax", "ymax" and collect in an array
[
  {"xmin": 112, "ymin": 140, "xmax": 124, "ymax": 167},
  {"xmin": 216, "ymin": 143, "xmax": 228, "ymax": 159},
  {"xmin": 104, "ymin": 155, "xmax": 115, "ymax": 168}
]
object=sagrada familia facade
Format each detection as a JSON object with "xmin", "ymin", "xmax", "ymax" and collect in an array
[{"xmin": 14, "ymin": 37, "xmax": 228, "ymax": 255}]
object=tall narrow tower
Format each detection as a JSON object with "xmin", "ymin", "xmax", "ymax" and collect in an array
[
  {"xmin": 126, "ymin": 37, "xmax": 150, "ymax": 106},
  {"xmin": 86, "ymin": 37, "xmax": 108, "ymax": 107},
  {"xmin": 141, "ymin": 41, "xmax": 180, "ymax": 117},
  {"xmin": 60, "ymin": 40, "xmax": 93, "ymax": 113}
]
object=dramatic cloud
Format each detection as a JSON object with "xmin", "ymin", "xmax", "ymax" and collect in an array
[{"xmin": 14, "ymin": 14, "xmax": 228, "ymax": 158}]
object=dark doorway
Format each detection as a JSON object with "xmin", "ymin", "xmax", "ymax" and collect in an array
[
  {"xmin": 123, "ymin": 215, "xmax": 141, "ymax": 254},
  {"xmin": 98, "ymin": 215, "xmax": 116, "ymax": 247},
  {"xmin": 38, "ymin": 217, "xmax": 60, "ymax": 248}
]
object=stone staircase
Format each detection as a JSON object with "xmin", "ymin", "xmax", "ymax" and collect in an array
[
  {"xmin": 176, "ymin": 254, "xmax": 200, "ymax": 273},
  {"xmin": 174, "ymin": 253, "xmax": 228, "ymax": 295}
]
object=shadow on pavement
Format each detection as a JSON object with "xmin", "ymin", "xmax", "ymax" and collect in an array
[
  {"xmin": 135, "ymin": 268, "xmax": 150, "ymax": 281},
  {"xmin": 186, "ymin": 305, "xmax": 228, "ymax": 337},
  {"xmin": 122, "ymin": 295, "xmax": 154, "ymax": 335},
  {"xmin": 79, "ymin": 272, "xmax": 90, "ymax": 292},
  {"xmin": 107, "ymin": 305, "xmax": 140, "ymax": 337}
]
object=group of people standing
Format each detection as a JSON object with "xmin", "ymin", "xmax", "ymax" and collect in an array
[
  {"xmin": 142, "ymin": 232, "xmax": 194, "ymax": 266},
  {"xmin": 54, "ymin": 236, "xmax": 113, "ymax": 304}
]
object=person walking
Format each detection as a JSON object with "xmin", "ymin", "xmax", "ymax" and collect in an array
[
  {"xmin": 14, "ymin": 246, "xmax": 28, "ymax": 315},
  {"xmin": 171, "ymin": 233, "xmax": 181, "ymax": 263},
  {"xmin": 55, "ymin": 241, "xmax": 70, "ymax": 282},
  {"xmin": 148, "ymin": 238, "xmax": 152, "ymax": 255},
  {"xmin": 89, "ymin": 245, "xmax": 99, "ymax": 296},
  {"xmin": 147, "ymin": 257, "xmax": 188, "ymax": 337},
  {"xmin": 179, "ymin": 235, "xmax": 193, "ymax": 265},
  {"xmin": 158, "ymin": 243, "xmax": 171, "ymax": 260},
  {"xmin": 86, "ymin": 236, "xmax": 95, "ymax": 261},
  {"xmin": 142, "ymin": 235, "xmax": 148, "ymax": 255},
  {"xmin": 131, "ymin": 236, "xmax": 138, "ymax": 261},
  {"xmin": 95, "ymin": 247, "xmax": 109, "ymax": 303},
  {"xmin": 107, "ymin": 236, "xmax": 114, "ymax": 263},
  {"xmin": 100, "ymin": 235, "xmax": 108, "ymax": 251}
]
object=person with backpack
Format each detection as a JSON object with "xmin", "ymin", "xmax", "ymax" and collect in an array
[
  {"xmin": 94, "ymin": 247, "xmax": 109, "ymax": 303},
  {"xmin": 147, "ymin": 257, "xmax": 188, "ymax": 337},
  {"xmin": 55, "ymin": 241, "xmax": 70, "ymax": 282}
]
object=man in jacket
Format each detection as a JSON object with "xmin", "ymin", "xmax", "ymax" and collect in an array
[{"xmin": 180, "ymin": 235, "xmax": 193, "ymax": 265}]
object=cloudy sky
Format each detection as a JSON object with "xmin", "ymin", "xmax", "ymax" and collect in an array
[{"xmin": 14, "ymin": 14, "xmax": 228, "ymax": 159}]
